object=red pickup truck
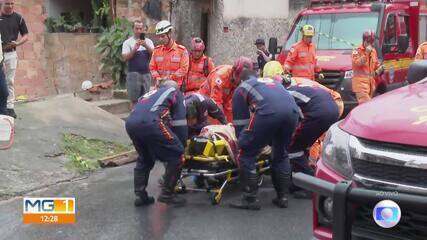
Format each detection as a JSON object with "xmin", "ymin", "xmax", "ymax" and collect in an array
[{"xmin": 293, "ymin": 60, "xmax": 427, "ymax": 240}]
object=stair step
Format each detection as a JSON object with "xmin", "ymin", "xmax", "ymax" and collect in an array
[{"xmin": 91, "ymin": 99, "xmax": 131, "ymax": 115}]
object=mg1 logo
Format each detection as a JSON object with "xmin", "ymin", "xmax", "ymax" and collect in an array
[{"xmin": 23, "ymin": 197, "xmax": 76, "ymax": 224}]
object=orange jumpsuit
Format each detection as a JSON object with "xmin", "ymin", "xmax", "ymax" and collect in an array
[
  {"xmin": 351, "ymin": 44, "xmax": 381, "ymax": 104},
  {"xmin": 284, "ymin": 40, "xmax": 321, "ymax": 80},
  {"xmin": 184, "ymin": 54, "xmax": 215, "ymax": 93},
  {"xmin": 415, "ymin": 42, "xmax": 427, "ymax": 60},
  {"xmin": 199, "ymin": 65, "xmax": 235, "ymax": 122},
  {"xmin": 150, "ymin": 41, "xmax": 190, "ymax": 88}
]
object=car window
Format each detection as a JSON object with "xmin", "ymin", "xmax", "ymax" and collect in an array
[
  {"xmin": 384, "ymin": 14, "xmax": 397, "ymax": 45},
  {"xmin": 285, "ymin": 12, "xmax": 379, "ymax": 50}
]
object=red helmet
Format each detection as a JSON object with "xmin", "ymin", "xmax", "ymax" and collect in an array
[
  {"xmin": 191, "ymin": 37, "xmax": 205, "ymax": 51},
  {"xmin": 232, "ymin": 56, "xmax": 254, "ymax": 83},
  {"xmin": 363, "ymin": 30, "xmax": 375, "ymax": 44}
]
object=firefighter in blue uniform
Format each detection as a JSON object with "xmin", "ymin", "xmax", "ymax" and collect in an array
[
  {"xmin": 264, "ymin": 61, "xmax": 340, "ymax": 198},
  {"xmin": 230, "ymin": 76, "xmax": 300, "ymax": 210},
  {"xmin": 185, "ymin": 92, "xmax": 227, "ymax": 137},
  {"xmin": 285, "ymin": 76, "xmax": 339, "ymax": 198},
  {"xmin": 125, "ymin": 80, "xmax": 188, "ymax": 207}
]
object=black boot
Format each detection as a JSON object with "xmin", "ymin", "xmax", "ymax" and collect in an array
[
  {"xmin": 6, "ymin": 109, "xmax": 17, "ymax": 119},
  {"xmin": 229, "ymin": 171, "xmax": 261, "ymax": 210},
  {"xmin": 158, "ymin": 163, "xmax": 186, "ymax": 206},
  {"xmin": 271, "ymin": 171, "xmax": 291, "ymax": 208},
  {"xmin": 134, "ymin": 169, "xmax": 155, "ymax": 207}
]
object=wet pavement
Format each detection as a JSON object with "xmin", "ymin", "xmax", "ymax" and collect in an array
[
  {"xmin": 0, "ymin": 95, "xmax": 130, "ymax": 199},
  {"xmin": 0, "ymin": 163, "xmax": 313, "ymax": 240}
]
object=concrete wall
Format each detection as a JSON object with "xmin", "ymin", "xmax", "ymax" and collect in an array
[
  {"xmin": 116, "ymin": 0, "xmax": 171, "ymax": 33},
  {"xmin": 44, "ymin": 33, "xmax": 103, "ymax": 94},
  {"xmin": 223, "ymin": 0, "xmax": 289, "ymax": 19},
  {"xmin": 206, "ymin": 0, "xmax": 289, "ymax": 65},
  {"xmin": 171, "ymin": 0, "xmax": 309, "ymax": 65},
  {"xmin": 170, "ymin": 0, "xmax": 210, "ymax": 48}
]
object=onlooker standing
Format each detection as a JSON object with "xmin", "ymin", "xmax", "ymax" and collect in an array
[
  {"xmin": 0, "ymin": 0, "xmax": 28, "ymax": 118},
  {"xmin": 0, "ymin": 34, "xmax": 8, "ymax": 115},
  {"xmin": 122, "ymin": 20, "xmax": 154, "ymax": 107},
  {"xmin": 254, "ymin": 38, "xmax": 271, "ymax": 76}
]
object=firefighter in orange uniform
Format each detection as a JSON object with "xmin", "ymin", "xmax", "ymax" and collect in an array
[
  {"xmin": 351, "ymin": 30, "xmax": 384, "ymax": 104},
  {"xmin": 284, "ymin": 25, "xmax": 323, "ymax": 81},
  {"xmin": 200, "ymin": 57, "xmax": 255, "ymax": 122},
  {"xmin": 184, "ymin": 37, "xmax": 215, "ymax": 94},
  {"xmin": 150, "ymin": 20, "xmax": 189, "ymax": 89},
  {"xmin": 415, "ymin": 42, "xmax": 427, "ymax": 60}
]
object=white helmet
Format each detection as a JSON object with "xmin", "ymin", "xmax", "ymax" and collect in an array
[
  {"xmin": 155, "ymin": 20, "xmax": 173, "ymax": 35},
  {"xmin": 81, "ymin": 80, "xmax": 93, "ymax": 91}
]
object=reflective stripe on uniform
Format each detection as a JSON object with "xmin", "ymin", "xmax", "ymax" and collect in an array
[
  {"xmin": 293, "ymin": 64, "xmax": 312, "ymax": 70},
  {"xmin": 289, "ymin": 91, "xmax": 311, "ymax": 103},
  {"xmin": 171, "ymin": 119, "xmax": 187, "ymax": 126},
  {"xmin": 159, "ymin": 70, "xmax": 172, "ymax": 76},
  {"xmin": 233, "ymin": 119, "xmax": 250, "ymax": 126},
  {"xmin": 353, "ymin": 70, "xmax": 372, "ymax": 77},
  {"xmin": 289, "ymin": 151, "xmax": 305, "ymax": 159},
  {"xmin": 150, "ymin": 88, "xmax": 176, "ymax": 112},
  {"xmin": 239, "ymin": 82, "xmax": 264, "ymax": 101},
  {"xmin": 194, "ymin": 93, "xmax": 205, "ymax": 102}
]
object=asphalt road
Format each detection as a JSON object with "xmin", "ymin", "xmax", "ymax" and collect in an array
[{"xmin": 0, "ymin": 164, "xmax": 313, "ymax": 240}]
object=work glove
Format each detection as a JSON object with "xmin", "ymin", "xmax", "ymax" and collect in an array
[
  {"xmin": 375, "ymin": 65, "xmax": 385, "ymax": 76},
  {"xmin": 281, "ymin": 74, "xmax": 292, "ymax": 86}
]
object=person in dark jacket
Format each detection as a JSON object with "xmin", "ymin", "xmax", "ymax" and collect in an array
[
  {"xmin": 185, "ymin": 92, "xmax": 227, "ymax": 137},
  {"xmin": 286, "ymin": 77, "xmax": 340, "ymax": 199},
  {"xmin": 125, "ymin": 80, "xmax": 188, "ymax": 207},
  {"xmin": 230, "ymin": 76, "xmax": 299, "ymax": 210}
]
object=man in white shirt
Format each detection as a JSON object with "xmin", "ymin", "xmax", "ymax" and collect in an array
[{"xmin": 122, "ymin": 20, "xmax": 154, "ymax": 106}]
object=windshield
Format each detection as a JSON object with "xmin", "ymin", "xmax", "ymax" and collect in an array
[{"xmin": 285, "ymin": 12, "xmax": 379, "ymax": 50}]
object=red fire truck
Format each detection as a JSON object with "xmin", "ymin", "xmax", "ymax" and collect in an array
[{"xmin": 277, "ymin": 0, "xmax": 427, "ymax": 115}]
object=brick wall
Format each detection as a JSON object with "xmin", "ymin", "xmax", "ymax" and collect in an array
[
  {"xmin": 14, "ymin": 0, "xmax": 56, "ymax": 99},
  {"xmin": 44, "ymin": 33, "xmax": 103, "ymax": 94},
  {"xmin": 116, "ymin": 0, "xmax": 170, "ymax": 33}
]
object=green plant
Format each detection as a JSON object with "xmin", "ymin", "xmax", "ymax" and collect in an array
[
  {"xmin": 91, "ymin": 0, "xmax": 111, "ymax": 29},
  {"xmin": 45, "ymin": 17, "xmax": 56, "ymax": 32},
  {"xmin": 95, "ymin": 18, "xmax": 133, "ymax": 83},
  {"xmin": 62, "ymin": 133, "xmax": 132, "ymax": 173}
]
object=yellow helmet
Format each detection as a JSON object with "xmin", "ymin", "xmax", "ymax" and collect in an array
[
  {"xmin": 263, "ymin": 61, "xmax": 284, "ymax": 78},
  {"xmin": 301, "ymin": 24, "xmax": 315, "ymax": 37}
]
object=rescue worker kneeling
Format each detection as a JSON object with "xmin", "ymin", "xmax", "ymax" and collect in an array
[
  {"xmin": 185, "ymin": 93, "xmax": 227, "ymax": 138},
  {"xmin": 125, "ymin": 80, "xmax": 188, "ymax": 207},
  {"xmin": 230, "ymin": 72, "xmax": 299, "ymax": 210},
  {"xmin": 263, "ymin": 61, "xmax": 340, "ymax": 199}
]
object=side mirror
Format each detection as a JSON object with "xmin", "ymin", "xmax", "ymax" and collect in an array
[
  {"xmin": 397, "ymin": 35, "xmax": 409, "ymax": 54},
  {"xmin": 407, "ymin": 61, "xmax": 427, "ymax": 84},
  {"xmin": 269, "ymin": 37, "xmax": 279, "ymax": 54}
]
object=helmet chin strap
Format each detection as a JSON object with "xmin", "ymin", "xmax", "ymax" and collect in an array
[{"xmin": 166, "ymin": 33, "xmax": 173, "ymax": 47}]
